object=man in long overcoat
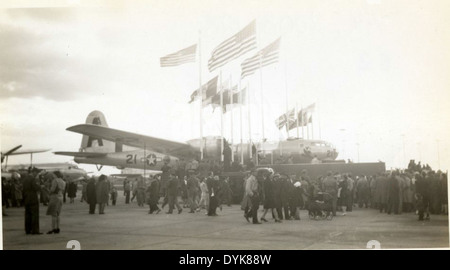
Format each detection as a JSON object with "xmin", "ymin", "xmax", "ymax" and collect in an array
[
  {"xmin": 23, "ymin": 168, "xmax": 42, "ymax": 234},
  {"xmin": 86, "ymin": 177, "xmax": 97, "ymax": 214},
  {"xmin": 96, "ymin": 175, "xmax": 109, "ymax": 214}
]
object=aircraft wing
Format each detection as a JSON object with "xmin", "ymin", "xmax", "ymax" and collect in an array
[
  {"xmin": 53, "ymin": 151, "xmax": 107, "ymax": 158},
  {"xmin": 66, "ymin": 124, "xmax": 197, "ymax": 157},
  {"xmin": 5, "ymin": 148, "xmax": 51, "ymax": 156}
]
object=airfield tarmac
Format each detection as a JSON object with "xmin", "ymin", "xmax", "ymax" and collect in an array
[{"xmin": 2, "ymin": 196, "xmax": 449, "ymax": 250}]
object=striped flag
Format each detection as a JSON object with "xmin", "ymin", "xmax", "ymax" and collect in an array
[
  {"xmin": 241, "ymin": 38, "xmax": 280, "ymax": 79},
  {"xmin": 160, "ymin": 44, "xmax": 197, "ymax": 67},
  {"xmin": 208, "ymin": 20, "xmax": 257, "ymax": 72}
]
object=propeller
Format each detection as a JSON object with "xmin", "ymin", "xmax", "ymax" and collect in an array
[{"xmin": 1, "ymin": 145, "xmax": 22, "ymax": 163}]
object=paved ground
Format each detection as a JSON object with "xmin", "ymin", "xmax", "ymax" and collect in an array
[{"xmin": 1, "ymin": 196, "xmax": 449, "ymax": 250}]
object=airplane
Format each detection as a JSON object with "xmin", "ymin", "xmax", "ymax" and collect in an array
[
  {"xmin": 4, "ymin": 162, "xmax": 89, "ymax": 182},
  {"xmin": 1, "ymin": 146, "xmax": 88, "ymax": 181},
  {"xmin": 1, "ymin": 145, "xmax": 51, "ymax": 170},
  {"xmin": 54, "ymin": 110, "xmax": 338, "ymax": 172}
]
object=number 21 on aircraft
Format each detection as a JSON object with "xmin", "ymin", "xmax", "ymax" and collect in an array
[{"xmin": 126, "ymin": 154, "xmax": 137, "ymax": 164}]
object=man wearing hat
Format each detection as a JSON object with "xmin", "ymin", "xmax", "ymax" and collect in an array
[
  {"xmin": 245, "ymin": 169, "xmax": 261, "ymax": 224},
  {"xmin": 166, "ymin": 170, "xmax": 182, "ymax": 214}
]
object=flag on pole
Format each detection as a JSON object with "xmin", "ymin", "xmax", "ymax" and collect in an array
[
  {"xmin": 160, "ymin": 44, "xmax": 197, "ymax": 67},
  {"xmin": 241, "ymin": 37, "xmax": 280, "ymax": 79},
  {"xmin": 212, "ymin": 90, "xmax": 231, "ymax": 111},
  {"xmin": 275, "ymin": 113, "xmax": 288, "ymax": 129},
  {"xmin": 287, "ymin": 109, "xmax": 311, "ymax": 130},
  {"xmin": 208, "ymin": 20, "xmax": 257, "ymax": 72},
  {"xmin": 303, "ymin": 103, "xmax": 316, "ymax": 113},
  {"xmin": 232, "ymin": 87, "xmax": 246, "ymax": 104},
  {"xmin": 286, "ymin": 108, "xmax": 296, "ymax": 130},
  {"xmin": 188, "ymin": 76, "xmax": 218, "ymax": 104},
  {"xmin": 212, "ymin": 87, "xmax": 247, "ymax": 113}
]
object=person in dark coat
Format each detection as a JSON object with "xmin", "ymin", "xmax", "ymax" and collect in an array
[
  {"xmin": 387, "ymin": 172, "xmax": 400, "ymax": 215},
  {"xmin": 23, "ymin": 168, "xmax": 42, "ymax": 234},
  {"xmin": 440, "ymin": 173, "xmax": 448, "ymax": 215},
  {"xmin": 338, "ymin": 175, "xmax": 349, "ymax": 215},
  {"xmin": 280, "ymin": 175, "xmax": 293, "ymax": 220},
  {"xmin": 206, "ymin": 175, "xmax": 220, "ymax": 216},
  {"xmin": 273, "ymin": 174, "xmax": 284, "ymax": 220},
  {"xmin": 67, "ymin": 181, "xmax": 77, "ymax": 203},
  {"xmin": 260, "ymin": 173, "xmax": 281, "ymax": 223},
  {"xmin": 166, "ymin": 171, "xmax": 182, "ymax": 214},
  {"xmin": 110, "ymin": 186, "xmax": 118, "ymax": 206},
  {"xmin": 123, "ymin": 179, "xmax": 131, "ymax": 204},
  {"xmin": 376, "ymin": 173, "xmax": 389, "ymax": 213},
  {"xmin": 96, "ymin": 175, "xmax": 110, "ymax": 214},
  {"xmin": 415, "ymin": 171, "xmax": 430, "ymax": 220},
  {"xmin": 147, "ymin": 176, "xmax": 161, "ymax": 214},
  {"xmin": 86, "ymin": 177, "xmax": 97, "ymax": 214}
]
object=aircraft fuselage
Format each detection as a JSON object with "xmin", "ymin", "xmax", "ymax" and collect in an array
[{"xmin": 74, "ymin": 150, "xmax": 179, "ymax": 171}]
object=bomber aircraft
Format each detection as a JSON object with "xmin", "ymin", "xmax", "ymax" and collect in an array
[{"xmin": 55, "ymin": 111, "xmax": 338, "ymax": 172}]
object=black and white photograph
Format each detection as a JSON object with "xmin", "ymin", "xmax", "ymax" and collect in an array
[{"xmin": 0, "ymin": 0, "xmax": 449, "ymax": 252}]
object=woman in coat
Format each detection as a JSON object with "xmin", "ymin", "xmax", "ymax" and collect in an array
[
  {"xmin": 96, "ymin": 175, "xmax": 110, "ymax": 214},
  {"xmin": 260, "ymin": 173, "xmax": 281, "ymax": 223}
]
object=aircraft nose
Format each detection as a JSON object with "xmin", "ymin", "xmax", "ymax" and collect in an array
[{"xmin": 333, "ymin": 149, "xmax": 338, "ymax": 159}]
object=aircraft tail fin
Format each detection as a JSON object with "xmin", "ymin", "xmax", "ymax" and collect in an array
[{"xmin": 79, "ymin": 111, "xmax": 114, "ymax": 153}]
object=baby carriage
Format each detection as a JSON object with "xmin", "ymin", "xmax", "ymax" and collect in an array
[{"xmin": 308, "ymin": 192, "xmax": 333, "ymax": 220}]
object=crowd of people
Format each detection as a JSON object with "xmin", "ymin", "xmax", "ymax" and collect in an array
[
  {"xmin": 2, "ymin": 168, "xmax": 66, "ymax": 235},
  {"xmin": 1, "ymin": 159, "xmax": 448, "ymax": 236}
]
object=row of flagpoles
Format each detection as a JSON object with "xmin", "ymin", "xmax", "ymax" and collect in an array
[{"xmin": 159, "ymin": 20, "xmax": 313, "ymax": 164}]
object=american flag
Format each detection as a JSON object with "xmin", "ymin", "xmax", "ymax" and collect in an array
[
  {"xmin": 208, "ymin": 21, "xmax": 257, "ymax": 72},
  {"xmin": 241, "ymin": 38, "xmax": 280, "ymax": 79},
  {"xmin": 160, "ymin": 44, "xmax": 197, "ymax": 67}
]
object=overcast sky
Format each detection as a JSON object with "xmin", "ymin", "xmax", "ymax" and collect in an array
[{"xmin": 1, "ymin": 0, "xmax": 449, "ymax": 175}]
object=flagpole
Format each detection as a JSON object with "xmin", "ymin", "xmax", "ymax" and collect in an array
[
  {"xmin": 230, "ymin": 74, "xmax": 234, "ymax": 163},
  {"xmin": 311, "ymin": 114, "xmax": 314, "ymax": 140},
  {"xmin": 318, "ymin": 101, "xmax": 322, "ymax": 139},
  {"xmin": 284, "ymin": 55, "xmax": 289, "ymax": 138},
  {"xmin": 247, "ymin": 81, "xmax": 252, "ymax": 161},
  {"xmin": 198, "ymin": 30, "xmax": 204, "ymax": 160},
  {"xmin": 143, "ymin": 143, "xmax": 146, "ymax": 178},
  {"xmin": 296, "ymin": 103, "xmax": 299, "ymax": 138},
  {"xmin": 220, "ymin": 70, "xmax": 224, "ymax": 162},
  {"xmin": 307, "ymin": 116, "xmax": 310, "ymax": 140},
  {"xmin": 239, "ymin": 79, "xmax": 244, "ymax": 165},
  {"xmin": 259, "ymin": 62, "xmax": 265, "ymax": 143},
  {"xmin": 301, "ymin": 104, "xmax": 304, "ymax": 139}
]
